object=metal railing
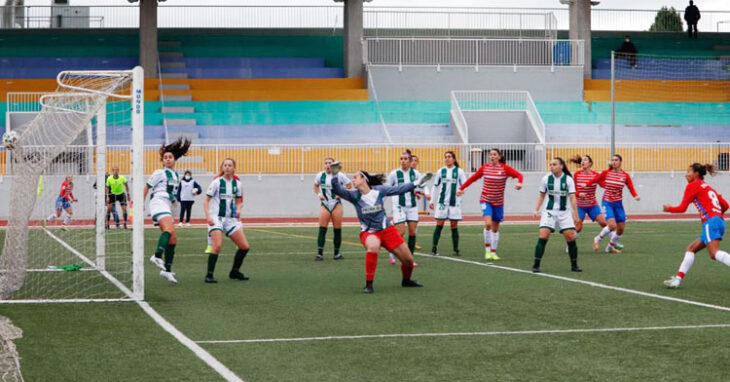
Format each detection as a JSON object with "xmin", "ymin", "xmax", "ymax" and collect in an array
[
  {"xmin": 365, "ymin": 66, "xmax": 393, "ymax": 144},
  {"xmin": 2, "ymin": 143, "xmax": 730, "ymax": 176},
  {"xmin": 364, "ymin": 9, "xmax": 557, "ymax": 39},
  {"xmin": 370, "ymin": 7, "xmax": 730, "ymax": 33},
  {"xmin": 449, "ymin": 93, "xmax": 468, "ymax": 143},
  {"xmin": 364, "ymin": 38, "xmax": 585, "ymax": 68},
  {"xmin": 718, "ymin": 20, "xmax": 730, "ymax": 32},
  {"xmin": 451, "ymin": 90, "xmax": 546, "ymax": 145},
  {"xmin": 6, "ymin": 92, "xmax": 51, "ymax": 113},
  {"xmin": 1, "ymin": 5, "xmax": 728, "ymax": 32}
]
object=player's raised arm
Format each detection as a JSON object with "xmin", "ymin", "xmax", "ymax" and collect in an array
[{"xmin": 664, "ymin": 182, "xmax": 697, "ymax": 213}]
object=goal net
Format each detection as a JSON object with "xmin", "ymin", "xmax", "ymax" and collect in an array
[{"xmin": 0, "ymin": 67, "xmax": 145, "ymax": 302}]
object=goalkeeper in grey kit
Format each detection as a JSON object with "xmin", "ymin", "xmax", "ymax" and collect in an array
[{"xmin": 329, "ymin": 161, "xmax": 433, "ymax": 294}]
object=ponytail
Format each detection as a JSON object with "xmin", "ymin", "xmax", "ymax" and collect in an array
[
  {"xmin": 160, "ymin": 137, "xmax": 191, "ymax": 160},
  {"xmin": 359, "ymin": 170, "xmax": 386, "ymax": 186},
  {"xmin": 569, "ymin": 155, "xmax": 582, "ymax": 165},
  {"xmin": 690, "ymin": 162, "xmax": 717, "ymax": 179}
]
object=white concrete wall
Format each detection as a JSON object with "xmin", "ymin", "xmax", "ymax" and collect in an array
[
  {"xmin": 369, "ymin": 66, "xmax": 583, "ymax": 101},
  {"xmin": 0, "ymin": 172, "xmax": 720, "ymax": 219}
]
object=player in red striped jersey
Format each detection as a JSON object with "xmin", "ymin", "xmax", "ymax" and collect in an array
[
  {"xmin": 569, "ymin": 155, "xmax": 608, "ymax": 250},
  {"xmin": 662, "ymin": 163, "xmax": 730, "ymax": 288},
  {"xmin": 45, "ymin": 175, "xmax": 77, "ymax": 229},
  {"xmin": 458, "ymin": 148, "xmax": 523, "ymax": 261},
  {"xmin": 584, "ymin": 154, "xmax": 640, "ymax": 253}
]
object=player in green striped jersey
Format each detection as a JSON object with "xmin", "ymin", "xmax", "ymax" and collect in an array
[
  {"xmin": 532, "ymin": 157, "xmax": 581, "ymax": 273},
  {"xmin": 143, "ymin": 138, "xmax": 191, "ymax": 284},
  {"xmin": 429, "ymin": 151, "xmax": 466, "ymax": 256},
  {"xmin": 203, "ymin": 158, "xmax": 250, "ymax": 283},
  {"xmin": 387, "ymin": 149, "xmax": 430, "ymax": 265},
  {"xmin": 313, "ymin": 157, "xmax": 351, "ymax": 261}
]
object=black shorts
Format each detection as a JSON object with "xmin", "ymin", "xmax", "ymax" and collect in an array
[{"xmin": 109, "ymin": 193, "xmax": 127, "ymax": 206}]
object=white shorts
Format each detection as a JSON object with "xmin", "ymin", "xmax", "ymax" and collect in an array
[
  {"xmin": 539, "ymin": 210, "xmax": 576, "ymax": 233},
  {"xmin": 320, "ymin": 199, "xmax": 342, "ymax": 213},
  {"xmin": 434, "ymin": 203, "xmax": 462, "ymax": 221},
  {"xmin": 208, "ymin": 216, "xmax": 243, "ymax": 237},
  {"xmin": 149, "ymin": 197, "xmax": 173, "ymax": 223},
  {"xmin": 392, "ymin": 205, "xmax": 419, "ymax": 225}
]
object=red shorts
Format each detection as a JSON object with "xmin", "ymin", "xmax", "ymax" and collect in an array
[{"xmin": 359, "ymin": 225, "xmax": 404, "ymax": 252}]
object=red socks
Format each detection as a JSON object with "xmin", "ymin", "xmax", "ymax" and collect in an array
[
  {"xmin": 401, "ymin": 262, "xmax": 413, "ymax": 280},
  {"xmin": 365, "ymin": 252, "xmax": 378, "ymax": 282}
]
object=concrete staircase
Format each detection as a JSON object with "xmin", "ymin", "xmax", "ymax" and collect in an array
[{"xmin": 159, "ymin": 40, "xmax": 204, "ymax": 172}]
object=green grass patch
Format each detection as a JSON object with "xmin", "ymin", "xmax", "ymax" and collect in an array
[{"xmin": 3, "ymin": 222, "xmax": 730, "ymax": 381}]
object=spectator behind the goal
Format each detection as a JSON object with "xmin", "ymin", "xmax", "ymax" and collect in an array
[
  {"xmin": 617, "ymin": 35, "xmax": 638, "ymax": 69},
  {"xmin": 684, "ymin": 1, "xmax": 701, "ymax": 39},
  {"xmin": 176, "ymin": 170, "xmax": 202, "ymax": 227}
]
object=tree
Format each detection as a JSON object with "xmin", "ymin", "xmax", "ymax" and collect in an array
[{"xmin": 649, "ymin": 6, "xmax": 684, "ymax": 32}]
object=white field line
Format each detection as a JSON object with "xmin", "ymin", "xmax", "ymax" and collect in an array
[
  {"xmin": 249, "ymin": 229, "xmax": 730, "ymax": 314},
  {"xmin": 414, "ymin": 253, "xmax": 730, "ymax": 313},
  {"xmin": 41, "ymin": 229, "xmax": 245, "ymax": 382},
  {"xmin": 197, "ymin": 323, "xmax": 730, "ymax": 344}
]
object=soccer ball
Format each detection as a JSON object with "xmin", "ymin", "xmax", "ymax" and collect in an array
[{"xmin": 2, "ymin": 130, "xmax": 19, "ymax": 150}]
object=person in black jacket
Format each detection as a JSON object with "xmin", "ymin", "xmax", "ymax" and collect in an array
[
  {"xmin": 684, "ymin": 1, "xmax": 701, "ymax": 39},
  {"xmin": 617, "ymin": 35, "xmax": 638, "ymax": 69},
  {"xmin": 176, "ymin": 170, "xmax": 202, "ymax": 227}
]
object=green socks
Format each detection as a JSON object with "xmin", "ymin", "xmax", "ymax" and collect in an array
[
  {"xmin": 567, "ymin": 240, "xmax": 578, "ymax": 267},
  {"xmin": 333, "ymin": 228, "xmax": 342, "ymax": 254},
  {"xmin": 232, "ymin": 248, "xmax": 248, "ymax": 272},
  {"xmin": 451, "ymin": 228, "xmax": 459, "ymax": 252},
  {"xmin": 317, "ymin": 227, "xmax": 327, "ymax": 255},
  {"xmin": 155, "ymin": 231, "xmax": 171, "ymax": 258},
  {"xmin": 432, "ymin": 225, "xmax": 444, "ymax": 248},
  {"xmin": 408, "ymin": 235, "xmax": 416, "ymax": 254},
  {"xmin": 533, "ymin": 238, "xmax": 548, "ymax": 268},
  {"xmin": 207, "ymin": 253, "xmax": 219, "ymax": 277},
  {"xmin": 164, "ymin": 244, "xmax": 176, "ymax": 272}
]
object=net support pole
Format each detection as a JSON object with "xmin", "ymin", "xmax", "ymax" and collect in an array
[
  {"xmin": 131, "ymin": 66, "xmax": 145, "ymax": 301},
  {"xmin": 95, "ymin": 100, "xmax": 107, "ymax": 271},
  {"xmin": 610, "ymin": 50, "xmax": 616, "ymax": 158}
]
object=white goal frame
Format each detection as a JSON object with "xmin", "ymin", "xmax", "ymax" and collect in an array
[{"xmin": 1, "ymin": 66, "xmax": 145, "ymax": 303}]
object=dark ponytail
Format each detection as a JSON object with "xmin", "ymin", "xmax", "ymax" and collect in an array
[
  {"xmin": 445, "ymin": 150, "xmax": 460, "ymax": 168},
  {"xmin": 490, "ymin": 148, "xmax": 506, "ymax": 164},
  {"xmin": 160, "ymin": 137, "xmax": 191, "ymax": 160},
  {"xmin": 554, "ymin": 157, "xmax": 572, "ymax": 177},
  {"xmin": 690, "ymin": 163, "xmax": 717, "ymax": 179},
  {"xmin": 359, "ymin": 170, "xmax": 386, "ymax": 186},
  {"xmin": 402, "ymin": 149, "xmax": 412, "ymax": 159}
]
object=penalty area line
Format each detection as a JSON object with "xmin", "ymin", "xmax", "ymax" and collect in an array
[
  {"xmin": 416, "ymin": 253, "xmax": 730, "ymax": 313},
  {"xmin": 196, "ymin": 323, "xmax": 730, "ymax": 344}
]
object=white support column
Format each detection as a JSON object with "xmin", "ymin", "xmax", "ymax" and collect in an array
[
  {"xmin": 95, "ymin": 101, "xmax": 107, "ymax": 271},
  {"xmin": 131, "ymin": 66, "xmax": 145, "ymax": 301}
]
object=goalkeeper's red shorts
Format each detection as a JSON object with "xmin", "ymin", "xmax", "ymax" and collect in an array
[{"xmin": 359, "ymin": 225, "xmax": 404, "ymax": 252}]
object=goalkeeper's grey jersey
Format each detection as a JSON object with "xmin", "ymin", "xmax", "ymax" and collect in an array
[{"xmin": 331, "ymin": 178, "xmax": 415, "ymax": 232}]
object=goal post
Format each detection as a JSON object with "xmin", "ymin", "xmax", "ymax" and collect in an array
[{"xmin": 0, "ymin": 66, "xmax": 145, "ymax": 303}]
